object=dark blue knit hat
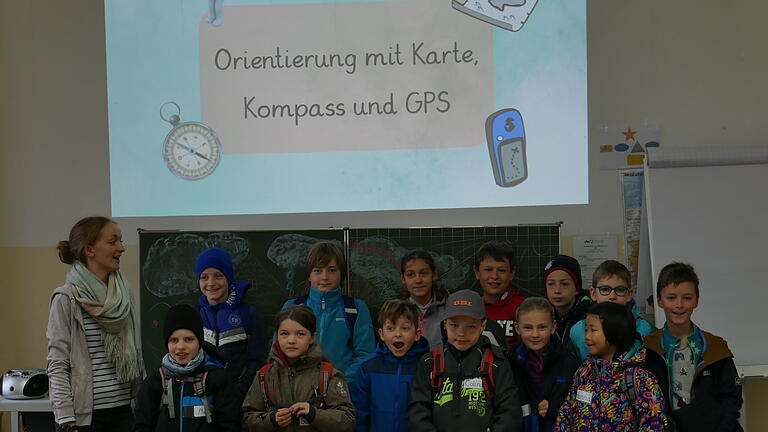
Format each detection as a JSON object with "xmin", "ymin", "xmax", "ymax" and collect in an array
[
  {"xmin": 195, "ymin": 247, "xmax": 234, "ymax": 286},
  {"xmin": 543, "ymin": 254, "xmax": 583, "ymax": 294}
]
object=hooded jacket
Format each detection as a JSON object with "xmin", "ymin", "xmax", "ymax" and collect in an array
[
  {"xmin": 352, "ymin": 337, "xmax": 430, "ymax": 432},
  {"xmin": 196, "ymin": 279, "xmax": 268, "ymax": 400},
  {"xmin": 553, "ymin": 296, "xmax": 593, "ymax": 348},
  {"xmin": 133, "ymin": 345, "xmax": 240, "ymax": 432},
  {"xmin": 509, "ymin": 339, "xmax": 581, "ymax": 432},
  {"xmin": 281, "ymin": 287, "xmax": 375, "ymax": 383},
  {"xmin": 484, "ymin": 286, "xmax": 526, "ymax": 347},
  {"xmin": 644, "ymin": 327, "xmax": 743, "ymax": 432},
  {"xmin": 408, "ymin": 335, "xmax": 523, "ymax": 432},
  {"xmin": 569, "ymin": 300, "xmax": 655, "ymax": 361},
  {"xmin": 242, "ymin": 343, "xmax": 356, "ymax": 432},
  {"xmin": 408, "ymin": 288, "xmax": 449, "ymax": 350},
  {"xmin": 554, "ymin": 342, "xmax": 668, "ymax": 432}
]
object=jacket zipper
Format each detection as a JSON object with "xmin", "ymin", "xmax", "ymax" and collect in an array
[
  {"xmin": 289, "ymin": 367, "xmax": 297, "ymax": 401},
  {"xmin": 179, "ymin": 381, "xmax": 184, "ymax": 432},
  {"xmin": 397, "ymin": 362, "xmax": 403, "ymax": 430},
  {"xmin": 212, "ymin": 309, "xmax": 219, "ymax": 345},
  {"xmin": 453, "ymin": 359, "xmax": 462, "ymax": 418}
]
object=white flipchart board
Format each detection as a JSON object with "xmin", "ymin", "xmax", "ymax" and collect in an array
[{"xmin": 644, "ymin": 146, "xmax": 768, "ymax": 367}]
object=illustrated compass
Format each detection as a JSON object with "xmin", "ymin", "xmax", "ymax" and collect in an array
[{"xmin": 160, "ymin": 101, "xmax": 222, "ymax": 180}]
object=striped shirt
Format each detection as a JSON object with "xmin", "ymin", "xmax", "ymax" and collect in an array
[{"xmin": 82, "ymin": 312, "xmax": 132, "ymax": 409}]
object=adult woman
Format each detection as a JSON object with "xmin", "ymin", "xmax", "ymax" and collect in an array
[{"xmin": 47, "ymin": 217, "xmax": 144, "ymax": 432}]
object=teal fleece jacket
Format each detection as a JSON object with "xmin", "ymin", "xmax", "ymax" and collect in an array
[{"xmin": 281, "ymin": 286, "xmax": 375, "ymax": 383}]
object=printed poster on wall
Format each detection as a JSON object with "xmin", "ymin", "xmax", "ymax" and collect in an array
[
  {"xmin": 621, "ymin": 170, "xmax": 644, "ymax": 289},
  {"xmin": 572, "ymin": 235, "xmax": 619, "ymax": 286},
  {"xmin": 598, "ymin": 125, "xmax": 661, "ymax": 170}
]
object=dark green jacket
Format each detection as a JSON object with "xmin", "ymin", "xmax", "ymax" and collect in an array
[
  {"xmin": 242, "ymin": 343, "xmax": 356, "ymax": 432},
  {"xmin": 408, "ymin": 335, "xmax": 522, "ymax": 432}
]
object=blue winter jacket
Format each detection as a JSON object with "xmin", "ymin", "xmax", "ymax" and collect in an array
[
  {"xmin": 196, "ymin": 280, "xmax": 269, "ymax": 401},
  {"xmin": 281, "ymin": 286, "xmax": 376, "ymax": 383},
  {"xmin": 569, "ymin": 299, "xmax": 655, "ymax": 361},
  {"xmin": 351, "ymin": 338, "xmax": 430, "ymax": 432}
]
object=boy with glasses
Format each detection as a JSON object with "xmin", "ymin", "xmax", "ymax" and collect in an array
[{"xmin": 568, "ymin": 260, "xmax": 655, "ymax": 360}]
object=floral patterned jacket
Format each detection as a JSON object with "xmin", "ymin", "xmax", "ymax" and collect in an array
[{"xmin": 554, "ymin": 344, "xmax": 668, "ymax": 432}]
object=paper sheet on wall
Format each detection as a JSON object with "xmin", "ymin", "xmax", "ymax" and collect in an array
[
  {"xmin": 597, "ymin": 125, "xmax": 661, "ymax": 170},
  {"xmin": 572, "ymin": 235, "xmax": 619, "ymax": 286}
]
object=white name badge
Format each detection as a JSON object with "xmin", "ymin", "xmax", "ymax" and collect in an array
[
  {"xmin": 521, "ymin": 404, "xmax": 531, "ymax": 416},
  {"xmin": 462, "ymin": 378, "xmax": 483, "ymax": 389},
  {"xmin": 193, "ymin": 405, "xmax": 206, "ymax": 417},
  {"xmin": 576, "ymin": 390, "xmax": 593, "ymax": 404}
]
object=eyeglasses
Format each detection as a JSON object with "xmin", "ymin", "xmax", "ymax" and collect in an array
[{"xmin": 595, "ymin": 286, "xmax": 630, "ymax": 296}]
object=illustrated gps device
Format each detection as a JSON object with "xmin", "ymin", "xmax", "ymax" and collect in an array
[
  {"xmin": 452, "ymin": 0, "xmax": 539, "ymax": 32},
  {"xmin": 485, "ymin": 108, "xmax": 528, "ymax": 187}
]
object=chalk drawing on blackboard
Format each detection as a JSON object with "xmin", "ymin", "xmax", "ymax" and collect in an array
[
  {"xmin": 142, "ymin": 232, "xmax": 250, "ymax": 298},
  {"xmin": 267, "ymin": 234, "xmax": 340, "ymax": 296},
  {"xmin": 143, "ymin": 300, "xmax": 175, "ymax": 360},
  {"xmin": 265, "ymin": 234, "xmax": 469, "ymax": 299},
  {"xmin": 350, "ymin": 236, "xmax": 469, "ymax": 299}
]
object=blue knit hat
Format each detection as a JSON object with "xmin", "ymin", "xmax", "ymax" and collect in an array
[
  {"xmin": 543, "ymin": 254, "xmax": 583, "ymax": 294},
  {"xmin": 195, "ymin": 247, "xmax": 234, "ymax": 286}
]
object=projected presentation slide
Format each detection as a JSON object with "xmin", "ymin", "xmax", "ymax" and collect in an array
[{"xmin": 106, "ymin": 0, "xmax": 587, "ymax": 217}]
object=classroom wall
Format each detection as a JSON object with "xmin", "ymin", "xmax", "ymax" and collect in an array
[{"xmin": 2, "ymin": 1, "xmax": 767, "ymax": 430}]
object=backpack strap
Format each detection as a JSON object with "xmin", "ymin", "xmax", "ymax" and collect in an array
[
  {"xmin": 159, "ymin": 367, "xmax": 175, "ymax": 419},
  {"xmin": 621, "ymin": 366, "xmax": 638, "ymax": 403},
  {"xmin": 620, "ymin": 366, "xmax": 640, "ymax": 431},
  {"xmin": 317, "ymin": 361, "xmax": 334, "ymax": 408},
  {"xmin": 341, "ymin": 295, "xmax": 358, "ymax": 334},
  {"xmin": 258, "ymin": 363, "xmax": 273, "ymax": 409},
  {"xmin": 479, "ymin": 348, "xmax": 496, "ymax": 399},
  {"xmin": 192, "ymin": 371, "xmax": 213, "ymax": 424},
  {"xmin": 429, "ymin": 347, "xmax": 444, "ymax": 394}
]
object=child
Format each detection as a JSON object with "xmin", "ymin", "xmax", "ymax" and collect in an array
[
  {"xmin": 569, "ymin": 260, "xmax": 655, "ymax": 361},
  {"xmin": 242, "ymin": 305, "xmax": 356, "ymax": 432},
  {"xmin": 281, "ymin": 241, "xmax": 375, "ymax": 384},
  {"xmin": 352, "ymin": 299, "xmax": 430, "ymax": 432},
  {"xmin": 133, "ymin": 305, "xmax": 240, "ymax": 432},
  {"xmin": 554, "ymin": 302, "xmax": 667, "ymax": 432},
  {"xmin": 408, "ymin": 289, "xmax": 522, "ymax": 432},
  {"xmin": 474, "ymin": 241, "xmax": 526, "ymax": 347},
  {"xmin": 510, "ymin": 298, "xmax": 580, "ymax": 432},
  {"xmin": 643, "ymin": 263, "xmax": 743, "ymax": 432},
  {"xmin": 400, "ymin": 250, "xmax": 449, "ymax": 349},
  {"xmin": 543, "ymin": 255, "xmax": 592, "ymax": 345},
  {"xmin": 194, "ymin": 247, "xmax": 269, "ymax": 402}
]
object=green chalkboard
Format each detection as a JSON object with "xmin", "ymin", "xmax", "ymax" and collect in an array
[
  {"xmin": 138, "ymin": 229, "xmax": 344, "ymax": 372},
  {"xmin": 138, "ymin": 225, "xmax": 559, "ymax": 371},
  {"xmin": 347, "ymin": 225, "xmax": 560, "ymax": 325}
]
